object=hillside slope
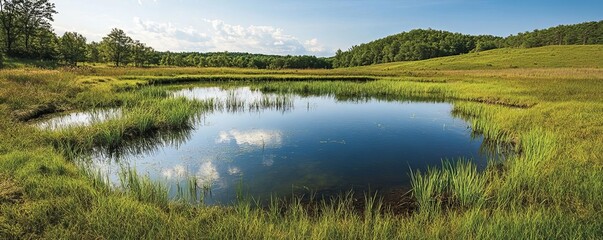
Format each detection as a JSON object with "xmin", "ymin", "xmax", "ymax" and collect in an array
[
  {"xmin": 359, "ymin": 45, "xmax": 603, "ymax": 71},
  {"xmin": 334, "ymin": 20, "xmax": 603, "ymax": 68}
]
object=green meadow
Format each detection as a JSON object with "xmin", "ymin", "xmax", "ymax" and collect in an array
[{"xmin": 1, "ymin": 45, "xmax": 603, "ymax": 239}]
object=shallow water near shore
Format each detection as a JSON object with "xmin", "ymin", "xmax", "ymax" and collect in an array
[{"xmin": 51, "ymin": 86, "xmax": 496, "ymax": 205}]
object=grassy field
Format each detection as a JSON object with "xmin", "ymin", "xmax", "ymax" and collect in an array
[
  {"xmin": 367, "ymin": 45, "xmax": 603, "ymax": 70},
  {"xmin": 1, "ymin": 45, "xmax": 602, "ymax": 239}
]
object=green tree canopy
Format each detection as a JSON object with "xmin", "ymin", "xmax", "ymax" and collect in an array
[
  {"xmin": 332, "ymin": 21, "xmax": 603, "ymax": 68},
  {"xmin": 100, "ymin": 28, "xmax": 133, "ymax": 67},
  {"xmin": 86, "ymin": 41, "xmax": 101, "ymax": 63},
  {"xmin": 131, "ymin": 40, "xmax": 154, "ymax": 67},
  {"xmin": 0, "ymin": 0, "xmax": 57, "ymax": 57},
  {"xmin": 58, "ymin": 31, "xmax": 86, "ymax": 66},
  {"xmin": 19, "ymin": 0, "xmax": 57, "ymax": 51}
]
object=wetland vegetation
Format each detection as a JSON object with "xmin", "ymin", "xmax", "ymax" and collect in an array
[
  {"xmin": 0, "ymin": 1, "xmax": 602, "ymax": 238},
  {"xmin": 42, "ymin": 86, "xmax": 492, "ymax": 206},
  {"xmin": 1, "ymin": 45, "xmax": 602, "ymax": 238}
]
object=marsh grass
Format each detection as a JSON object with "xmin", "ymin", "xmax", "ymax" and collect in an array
[
  {"xmin": 45, "ymin": 97, "xmax": 208, "ymax": 156},
  {"xmin": 409, "ymin": 167, "xmax": 445, "ymax": 216},
  {"xmin": 118, "ymin": 166, "xmax": 170, "ymax": 208},
  {"xmin": 79, "ymin": 164, "xmax": 112, "ymax": 194},
  {"xmin": 174, "ymin": 174, "xmax": 213, "ymax": 205},
  {"xmin": 254, "ymin": 81, "xmax": 456, "ymax": 104},
  {"xmin": 410, "ymin": 160, "xmax": 486, "ymax": 215},
  {"xmin": 224, "ymin": 90, "xmax": 246, "ymax": 112},
  {"xmin": 248, "ymin": 95, "xmax": 294, "ymax": 112},
  {"xmin": 125, "ymin": 74, "xmax": 376, "ymax": 85},
  {"xmin": 1, "ymin": 46, "xmax": 603, "ymax": 238}
]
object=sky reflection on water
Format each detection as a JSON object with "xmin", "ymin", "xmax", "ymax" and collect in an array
[{"xmin": 50, "ymin": 87, "xmax": 492, "ymax": 205}]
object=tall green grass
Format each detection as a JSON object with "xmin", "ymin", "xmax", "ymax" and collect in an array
[
  {"xmin": 45, "ymin": 97, "xmax": 209, "ymax": 156},
  {"xmin": 2, "ymin": 50, "xmax": 603, "ymax": 239},
  {"xmin": 118, "ymin": 166, "xmax": 170, "ymax": 208},
  {"xmin": 248, "ymin": 94, "xmax": 294, "ymax": 112},
  {"xmin": 410, "ymin": 159, "xmax": 487, "ymax": 216}
]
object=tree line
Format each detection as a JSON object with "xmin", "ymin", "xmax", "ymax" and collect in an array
[
  {"xmin": 157, "ymin": 52, "xmax": 331, "ymax": 69},
  {"xmin": 84, "ymin": 29, "xmax": 333, "ymax": 69},
  {"xmin": 505, "ymin": 21, "xmax": 603, "ymax": 48},
  {"xmin": 0, "ymin": 0, "xmax": 332, "ymax": 69},
  {"xmin": 0, "ymin": 1, "xmax": 601, "ymax": 69},
  {"xmin": 333, "ymin": 20, "xmax": 603, "ymax": 68}
]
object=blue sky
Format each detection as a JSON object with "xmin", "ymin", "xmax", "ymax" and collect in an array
[{"xmin": 52, "ymin": 0, "xmax": 602, "ymax": 56}]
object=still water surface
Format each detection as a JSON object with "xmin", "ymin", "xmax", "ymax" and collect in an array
[{"xmin": 43, "ymin": 86, "xmax": 492, "ymax": 204}]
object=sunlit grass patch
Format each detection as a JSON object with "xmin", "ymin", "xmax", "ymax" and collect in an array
[{"xmin": 1, "ymin": 46, "xmax": 603, "ymax": 238}]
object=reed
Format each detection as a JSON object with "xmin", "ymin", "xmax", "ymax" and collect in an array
[
  {"xmin": 409, "ymin": 167, "xmax": 445, "ymax": 216},
  {"xmin": 248, "ymin": 94, "xmax": 294, "ymax": 112},
  {"xmin": 118, "ymin": 166, "xmax": 169, "ymax": 208},
  {"xmin": 445, "ymin": 160, "xmax": 486, "ymax": 209}
]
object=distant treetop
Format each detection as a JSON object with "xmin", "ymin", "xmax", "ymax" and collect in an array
[{"xmin": 332, "ymin": 21, "xmax": 603, "ymax": 68}]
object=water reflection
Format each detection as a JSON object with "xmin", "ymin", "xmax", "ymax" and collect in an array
[
  {"xmin": 92, "ymin": 126, "xmax": 194, "ymax": 161},
  {"xmin": 174, "ymin": 87, "xmax": 263, "ymax": 101},
  {"xmin": 176, "ymin": 87, "xmax": 295, "ymax": 113},
  {"xmin": 50, "ymin": 86, "xmax": 508, "ymax": 205},
  {"xmin": 451, "ymin": 107, "xmax": 516, "ymax": 161},
  {"xmin": 197, "ymin": 161, "xmax": 220, "ymax": 186},
  {"xmin": 217, "ymin": 129, "xmax": 283, "ymax": 148},
  {"xmin": 228, "ymin": 166, "xmax": 242, "ymax": 176},
  {"xmin": 262, "ymin": 155, "xmax": 276, "ymax": 167},
  {"xmin": 479, "ymin": 138, "xmax": 516, "ymax": 162},
  {"xmin": 161, "ymin": 165, "xmax": 187, "ymax": 179},
  {"xmin": 37, "ymin": 108, "xmax": 121, "ymax": 130}
]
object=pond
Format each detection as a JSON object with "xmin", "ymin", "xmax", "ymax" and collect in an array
[
  {"xmin": 36, "ymin": 108, "xmax": 122, "ymax": 130},
  {"xmin": 43, "ymin": 86, "xmax": 495, "ymax": 205}
]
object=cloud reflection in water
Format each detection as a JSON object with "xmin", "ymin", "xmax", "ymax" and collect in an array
[
  {"xmin": 161, "ymin": 165, "xmax": 187, "ymax": 179},
  {"xmin": 217, "ymin": 129, "xmax": 283, "ymax": 148},
  {"xmin": 262, "ymin": 155, "xmax": 275, "ymax": 167},
  {"xmin": 228, "ymin": 166, "xmax": 241, "ymax": 175},
  {"xmin": 197, "ymin": 161, "xmax": 220, "ymax": 185}
]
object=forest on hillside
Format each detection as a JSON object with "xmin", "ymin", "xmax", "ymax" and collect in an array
[
  {"xmin": 0, "ymin": 0, "xmax": 601, "ymax": 69},
  {"xmin": 332, "ymin": 21, "xmax": 603, "ymax": 67}
]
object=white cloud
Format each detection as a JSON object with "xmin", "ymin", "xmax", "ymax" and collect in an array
[
  {"xmin": 129, "ymin": 17, "xmax": 330, "ymax": 55},
  {"xmin": 217, "ymin": 129, "xmax": 283, "ymax": 148},
  {"xmin": 304, "ymin": 38, "xmax": 325, "ymax": 53},
  {"xmin": 205, "ymin": 19, "xmax": 309, "ymax": 54},
  {"xmin": 131, "ymin": 17, "xmax": 211, "ymax": 52}
]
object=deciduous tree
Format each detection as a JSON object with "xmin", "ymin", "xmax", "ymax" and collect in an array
[
  {"xmin": 100, "ymin": 28, "xmax": 132, "ymax": 67},
  {"xmin": 131, "ymin": 40, "xmax": 154, "ymax": 67},
  {"xmin": 18, "ymin": 0, "xmax": 57, "ymax": 51},
  {"xmin": 58, "ymin": 31, "xmax": 86, "ymax": 66},
  {"xmin": 0, "ymin": 0, "xmax": 19, "ymax": 54}
]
